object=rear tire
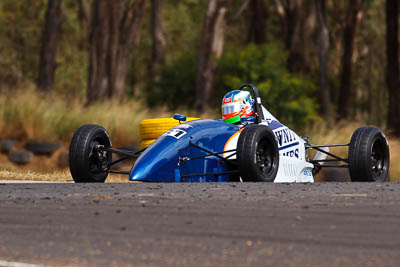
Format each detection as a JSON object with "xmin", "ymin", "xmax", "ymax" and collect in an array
[
  {"xmin": 69, "ymin": 124, "xmax": 112, "ymax": 183},
  {"xmin": 237, "ymin": 125, "xmax": 279, "ymax": 182},
  {"xmin": 348, "ymin": 127, "xmax": 389, "ymax": 182}
]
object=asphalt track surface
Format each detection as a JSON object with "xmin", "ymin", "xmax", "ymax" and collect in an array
[{"xmin": 0, "ymin": 182, "xmax": 400, "ymax": 267}]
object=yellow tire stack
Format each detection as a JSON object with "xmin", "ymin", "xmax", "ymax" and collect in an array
[{"xmin": 139, "ymin": 117, "xmax": 200, "ymax": 149}]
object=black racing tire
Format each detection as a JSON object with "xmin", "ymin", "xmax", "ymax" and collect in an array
[
  {"xmin": 69, "ymin": 124, "xmax": 112, "ymax": 183},
  {"xmin": 237, "ymin": 125, "xmax": 279, "ymax": 182},
  {"xmin": 9, "ymin": 150, "xmax": 34, "ymax": 165},
  {"xmin": 0, "ymin": 140, "xmax": 18, "ymax": 154},
  {"xmin": 348, "ymin": 127, "xmax": 389, "ymax": 182},
  {"xmin": 25, "ymin": 141, "xmax": 61, "ymax": 156}
]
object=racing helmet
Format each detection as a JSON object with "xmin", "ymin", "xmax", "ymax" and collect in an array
[{"xmin": 221, "ymin": 90, "xmax": 255, "ymax": 124}]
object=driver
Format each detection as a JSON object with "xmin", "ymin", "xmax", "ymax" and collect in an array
[{"xmin": 221, "ymin": 90, "xmax": 255, "ymax": 124}]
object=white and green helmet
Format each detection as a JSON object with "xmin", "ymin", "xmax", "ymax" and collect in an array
[{"xmin": 221, "ymin": 90, "xmax": 255, "ymax": 124}]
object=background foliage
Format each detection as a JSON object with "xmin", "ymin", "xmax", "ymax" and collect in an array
[
  {"xmin": 0, "ymin": 0, "xmax": 399, "ymax": 180},
  {"xmin": 218, "ymin": 44, "xmax": 319, "ymax": 128},
  {"xmin": 0, "ymin": 0, "xmax": 392, "ymax": 128}
]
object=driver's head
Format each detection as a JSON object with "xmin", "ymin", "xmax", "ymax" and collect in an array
[{"xmin": 221, "ymin": 90, "xmax": 254, "ymax": 124}]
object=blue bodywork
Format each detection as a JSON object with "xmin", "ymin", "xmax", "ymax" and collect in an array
[{"xmin": 130, "ymin": 119, "xmax": 239, "ymax": 182}]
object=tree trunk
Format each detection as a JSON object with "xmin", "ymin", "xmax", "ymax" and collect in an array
[
  {"xmin": 315, "ymin": 0, "xmax": 331, "ymax": 125},
  {"xmin": 275, "ymin": 0, "xmax": 316, "ymax": 73},
  {"xmin": 386, "ymin": 0, "xmax": 400, "ymax": 135},
  {"xmin": 87, "ymin": 0, "xmax": 146, "ymax": 104},
  {"xmin": 195, "ymin": 0, "xmax": 228, "ymax": 112},
  {"xmin": 37, "ymin": 0, "xmax": 63, "ymax": 92},
  {"xmin": 151, "ymin": 0, "xmax": 166, "ymax": 73},
  {"xmin": 248, "ymin": 0, "xmax": 267, "ymax": 44},
  {"xmin": 150, "ymin": 0, "xmax": 166, "ymax": 94},
  {"xmin": 77, "ymin": 0, "xmax": 90, "ymax": 33},
  {"xmin": 337, "ymin": 0, "xmax": 364, "ymax": 120},
  {"xmin": 285, "ymin": 0, "xmax": 302, "ymax": 72}
]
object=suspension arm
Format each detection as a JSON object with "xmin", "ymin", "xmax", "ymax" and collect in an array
[
  {"xmin": 188, "ymin": 142, "xmax": 238, "ymax": 165},
  {"xmin": 308, "ymin": 145, "xmax": 349, "ymax": 163},
  {"xmin": 98, "ymin": 146, "xmax": 144, "ymax": 158}
]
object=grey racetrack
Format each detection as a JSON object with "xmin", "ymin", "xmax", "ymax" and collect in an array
[{"xmin": 0, "ymin": 182, "xmax": 400, "ymax": 266}]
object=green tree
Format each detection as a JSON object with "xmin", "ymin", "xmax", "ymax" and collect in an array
[{"xmin": 218, "ymin": 44, "xmax": 320, "ymax": 128}]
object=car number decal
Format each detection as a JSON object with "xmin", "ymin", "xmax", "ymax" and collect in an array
[{"xmin": 164, "ymin": 129, "xmax": 187, "ymax": 139}]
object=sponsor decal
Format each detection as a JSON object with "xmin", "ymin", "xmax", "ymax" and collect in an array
[
  {"xmin": 282, "ymin": 148, "xmax": 299, "ymax": 158},
  {"xmin": 267, "ymin": 120, "xmax": 284, "ymax": 130},
  {"xmin": 174, "ymin": 124, "xmax": 192, "ymax": 129},
  {"xmin": 275, "ymin": 128, "xmax": 296, "ymax": 146},
  {"xmin": 274, "ymin": 127, "xmax": 299, "ymax": 158},
  {"xmin": 164, "ymin": 129, "xmax": 187, "ymax": 139},
  {"xmin": 223, "ymin": 97, "xmax": 232, "ymax": 104}
]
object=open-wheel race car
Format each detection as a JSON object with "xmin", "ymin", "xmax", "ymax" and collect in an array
[{"xmin": 69, "ymin": 84, "xmax": 390, "ymax": 183}]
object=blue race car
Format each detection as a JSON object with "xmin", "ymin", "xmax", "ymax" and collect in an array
[{"xmin": 69, "ymin": 84, "xmax": 390, "ymax": 183}]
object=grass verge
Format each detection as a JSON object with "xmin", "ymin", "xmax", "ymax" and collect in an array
[
  {"xmin": 0, "ymin": 87, "xmax": 207, "ymax": 147},
  {"xmin": 0, "ymin": 87, "xmax": 398, "ymax": 182},
  {"xmin": 0, "ymin": 169, "xmax": 130, "ymax": 183},
  {"xmin": 307, "ymin": 121, "xmax": 399, "ymax": 181}
]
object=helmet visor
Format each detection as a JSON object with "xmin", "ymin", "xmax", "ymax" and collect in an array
[{"xmin": 222, "ymin": 103, "xmax": 242, "ymax": 116}]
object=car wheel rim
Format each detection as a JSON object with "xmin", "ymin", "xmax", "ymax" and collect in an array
[
  {"xmin": 256, "ymin": 139, "xmax": 273, "ymax": 174},
  {"xmin": 371, "ymin": 139, "xmax": 386, "ymax": 179},
  {"xmin": 88, "ymin": 138, "xmax": 109, "ymax": 174}
]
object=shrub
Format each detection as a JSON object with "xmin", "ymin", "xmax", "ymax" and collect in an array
[
  {"xmin": 0, "ymin": 86, "xmax": 174, "ymax": 146},
  {"xmin": 146, "ymin": 53, "xmax": 197, "ymax": 109},
  {"xmin": 217, "ymin": 43, "xmax": 320, "ymax": 128},
  {"xmin": 147, "ymin": 43, "xmax": 319, "ymax": 129}
]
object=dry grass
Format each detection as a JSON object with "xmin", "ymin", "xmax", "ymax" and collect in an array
[
  {"xmin": 3, "ymin": 121, "xmax": 398, "ymax": 182},
  {"xmin": 307, "ymin": 121, "xmax": 400, "ymax": 181},
  {"xmin": 387, "ymin": 137, "xmax": 400, "ymax": 181},
  {"xmin": 0, "ymin": 86, "xmax": 207, "ymax": 147},
  {"xmin": 0, "ymin": 87, "xmax": 398, "ymax": 182},
  {"xmin": 0, "ymin": 169, "xmax": 72, "ymax": 182},
  {"xmin": 0, "ymin": 87, "xmax": 210, "ymax": 182},
  {"xmin": 0, "ymin": 169, "xmax": 131, "ymax": 182}
]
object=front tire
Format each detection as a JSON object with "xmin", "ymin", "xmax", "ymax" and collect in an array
[
  {"xmin": 69, "ymin": 124, "xmax": 112, "ymax": 183},
  {"xmin": 237, "ymin": 125, "xmax": 279, "ymax": 182},
  {"xmin": 348, "ymin": 127, "xmax": 389, "ymax": 182}
]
